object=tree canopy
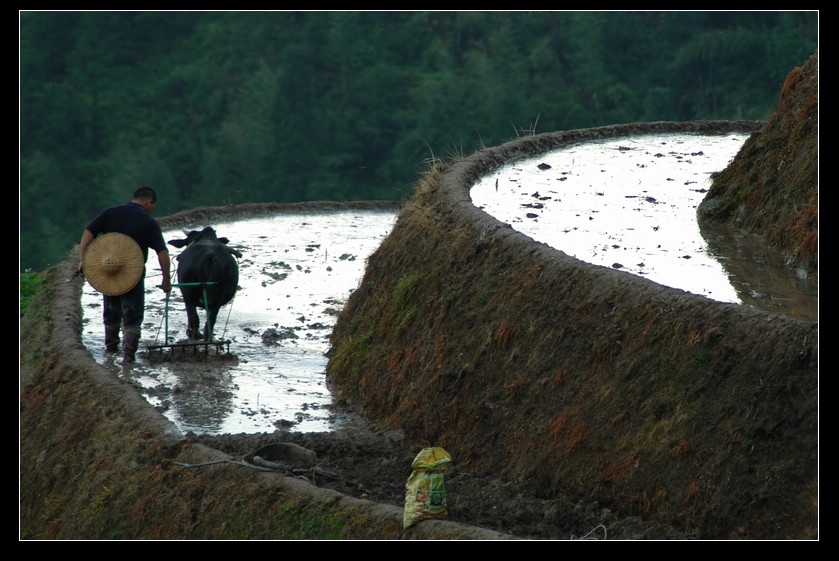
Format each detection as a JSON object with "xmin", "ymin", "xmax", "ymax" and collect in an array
[{"xmin": 20, "ymin": 10, "xmax": 818, "ymax": 272}]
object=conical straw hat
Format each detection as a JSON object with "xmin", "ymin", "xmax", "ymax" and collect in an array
[{"xmin": 83, "ymin": 232, "xmax": 144, "ymax": 296}]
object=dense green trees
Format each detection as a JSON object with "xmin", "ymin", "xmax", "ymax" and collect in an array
[{"xmin": 19, "ymin": 11, "xmax": 817, "ymax": 272}]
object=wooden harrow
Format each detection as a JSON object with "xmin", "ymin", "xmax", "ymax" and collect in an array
[{"xmin": 147, "ymin": 281, "xmax": 233, "ymax": 360}]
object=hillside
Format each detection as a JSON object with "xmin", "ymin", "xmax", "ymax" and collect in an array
[
  {"xmin": 325, "ymin": 119, "xmax": 817, "ymax": 539},
  {"xmin": 20, "ymin": 56, "xmax": 818, "ymax": 539},
  {"xmin": 698, "ymin": 51, "xmax": 818, "ymax": 278}
]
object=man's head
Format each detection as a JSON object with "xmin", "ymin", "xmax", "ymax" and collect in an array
[{"xmin": 133, "ymin": 186, "xmax": 157, "ymax": 213}]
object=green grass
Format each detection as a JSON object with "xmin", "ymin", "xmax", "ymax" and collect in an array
[
  {"xmin": 389, "ymin": 273, "xmax": 423, "ymax": 335},
  {"xmin": 20, "ymin": 270, "xmax": 43, "ymax": 316}
]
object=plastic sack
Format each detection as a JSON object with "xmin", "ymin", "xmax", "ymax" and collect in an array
[{"xmin": 403, "ymin": 447, "xmax": 452, "ymax": 529}]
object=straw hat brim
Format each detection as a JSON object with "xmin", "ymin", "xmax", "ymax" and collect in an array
[{"xmin": 84, "ymin": 232, "xmax": 144, "ymax": 296}]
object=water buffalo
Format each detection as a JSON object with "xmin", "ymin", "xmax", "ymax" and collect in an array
[{"xmin": 168, "ymin": 227, "xmax": 242, "ymax": 340}]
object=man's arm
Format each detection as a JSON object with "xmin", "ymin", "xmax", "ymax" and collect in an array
[
  {"xmin": 78, "ymin": 229, "xmax": 94, "ymax": 272},
  {"xmin": 158, "ymin": 250, "xmax": 172, "ymax": 293}
]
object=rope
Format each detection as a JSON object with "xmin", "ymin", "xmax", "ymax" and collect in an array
[
  {"xmin": 215, "ymin": 252, "xmax": 240, "ymax": 340},
  {"xmin": 154, "ymin": 271, "xmax": 175, "ymax": 345},
  {"xmin": 217, "ymin": 294, "xmax": 235, "ymax": 340},
  {"xmin": 573, "ymin": 524, "xmax": 608, "ymax": 540},
  {"xmin": 153, "ymin": 292, "xmax": 169, "ymax": 346}
]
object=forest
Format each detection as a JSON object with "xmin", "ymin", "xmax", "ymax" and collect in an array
[{"xmin": 20, "ymin": 11, "xmax": 818, "ymax": 272}]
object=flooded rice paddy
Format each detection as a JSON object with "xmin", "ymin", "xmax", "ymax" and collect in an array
[{"xmin": 81, "ymin": 133, "xmax": 817, "ymax": 436}]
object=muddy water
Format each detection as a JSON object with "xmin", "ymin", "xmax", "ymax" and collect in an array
[
  {"xmin": 471, "ymin": 132, "xmax": 818, "ymax": 321},
  {"xmin": 698, "ymin": 221, "xmax": 818, "ymax": 321},
  {"xmin": 82, "ymin": 209, "xmax": 397, "ymax": 435},
  {"xmin": 81, "ymin": 133, "xmax": 817, "ymax": 437}
]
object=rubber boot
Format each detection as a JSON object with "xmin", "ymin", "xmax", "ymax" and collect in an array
[
  {"xmin": 105, "ymin": 324, "xmax": 121, "ymax": 353},
  {"xmin": 123, "ymin": 329, "xmax": 141, "ymax": 364}
]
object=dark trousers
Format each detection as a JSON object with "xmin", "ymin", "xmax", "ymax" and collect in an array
[{"xmin": 103, "ymin": 277, "xmax": 145, "ymax": 331}]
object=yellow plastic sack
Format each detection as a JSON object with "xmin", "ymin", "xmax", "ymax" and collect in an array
[{"xmin": 403, "ymin": 447, "xmax": 452, "ymax": 529}]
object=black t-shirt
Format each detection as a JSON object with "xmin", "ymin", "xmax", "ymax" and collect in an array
[{"xmin": 86, "ymin": 202, "xmax": 166, "ymax": 262}]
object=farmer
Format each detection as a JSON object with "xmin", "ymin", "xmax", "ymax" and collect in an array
[{"xmin": 78, "ymin": 186, "xmax": 172, "ymax": 363}]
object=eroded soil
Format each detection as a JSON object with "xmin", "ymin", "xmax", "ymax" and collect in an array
[{"xmin": 189, "ymin": 425, "xmax": 696, "ymax": 540}]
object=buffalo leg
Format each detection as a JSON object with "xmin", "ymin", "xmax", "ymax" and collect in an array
[
  {"xmin": 205, "ymin": 307, "xmax": 220, "ymax": 341},
  {"xmin": 186, "ymin": 306, "xmax": 201, "ymax": 340}
]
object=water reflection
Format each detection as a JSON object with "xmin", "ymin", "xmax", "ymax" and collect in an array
[
  {"xmin": 471, "ymin": 133, "xmax": 817, "ymax": 321},
  {"xmin": 700, "ymin": 221, "xmax": 818, "ymax": 320},
  {"xmin": 145, "ymin": 358, "xmax": 237, "ymax": 434}
]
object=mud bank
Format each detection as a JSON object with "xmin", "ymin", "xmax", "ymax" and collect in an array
[
  {"xmin": 326, "ymin": 121, "xmax": 818, "ymax": 539},
  {"xmin": 20, "ymin": 203, "xmax": 511, "ymax": 540}
]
